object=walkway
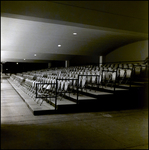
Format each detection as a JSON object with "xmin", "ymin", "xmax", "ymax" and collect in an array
[{"xmin": 1, "ymin": 79, "xmax": 148, "ymax": 149}]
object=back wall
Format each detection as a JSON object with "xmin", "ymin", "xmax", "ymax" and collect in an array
[{"xmin": 105, "ymin": 40, "xmax": 148, "ymax": 63}]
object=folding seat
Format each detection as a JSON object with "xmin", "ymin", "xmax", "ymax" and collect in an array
[
  {"xmin": 10, "ymin": 75, "xmax": 14, "ymax": 81},
  {"xmin": 14, "ymin": 76, "xmax": 19, "ymax": 86},
  {"xmin": 68, "ymin": 76, "xmax": 76, "ymax": 91},
  {"xmin": 96, "ymin": 66, "xmax": 99, "ymax": 70},
  {"xmin": 119, "ymin": 64, "xmax": 123, "ymax": 68},
  {"xmin": 42, "ymin": 78, "xmax": 49, "ymax": 90},
  {"xmin": 86, "ymin": 71, "xmax": 92, "ymax": 85},
  {"xmin": 36, "ymin": 76, "xmax": 40, "ymax": 82},
  {"xmin": 102, "ymin": 64, "xmax": 106, "ymax": 67},
  {"xmin": 17, "ymin": 76, "xmax": 24, "ymax": 86},
  {"xmin": 96, "ymin": 74, "xmax": 102, "ymax": 87},
  {"xmin": 13, "ymin": 75, "xmax": 18, "ymax": 85},
  {"xmin": 106, "ymin": 71, "xmax": 116, "ymax": 87},
  {"xmin": 57, "ymin": 80, "xmax": 62, "ymax": 93},
  {"xmin": 104, "ymin": 72, "xmax": 112, "ymax": 87},
  {"xmin": 19, "ymin": 77, "xmax": 25, "ymax": 88},
  {"xmin": 134, "ymin": 63, "xmax": 139, "ymax": 66},
  {"xmin": 125, "ymin": 69, "xmax": 132, "ymax": 84},
  {"xmin": 57, "ymin": 80, "xmax": 65, "ymax": 99},
  {"xmin": 81, "ymin": 76, "xmax": 87, "ymax": 90},
  {"xmin": 108, "ymin": 64, "xmax": 111, "ymax": 68},
  {"xmin": 134, "ymin": 66, "xmax": 141, "ymax": 76},
  {"xmin": 128, "ymin": 63, "xmax": 133, "ymax": 69},
  {"xmin": 13, "ymin": 75, "xmax": 18, "ymax": 83},
  {"xmin": 45, "ymin": 79, "xmax": 52, "ymax": 95},
  {"xmin": 101, "ymin": 71, "xmax": 107, "ymax": 87},
  {"xmin": 139, "ymin": 63, "xmax": 147, "ymax": 76},
  {"xmin": 33, "ymin": 81, "xmax": 49, "ymax": 105},
  {"xmin": 91, "ymin": 71, "xmax": 96, "ymax": 84},
  {"xmin": 92, "ymin": 70, "xmax": 102, "ymax": 90},
  {"xmin": 25, "ymin": 79, "xmax": 35, "ymax": 95},
  {"xmin": 29, "ymin": 80, "xmax": 40, "ymax": 100},
  {"xmin": 118, "ymin": 69, "xmax": 126, "ymax": 84},
  {"xmin": 108, "ymin": 67, "xmax": 113, "ymax": 71},
  {"xmin": 110, "ymin": 64, "xmax": 114, "ymax": 68},
  {"xmin": 78, "ymin": 75, "xmax": 82, "ymax": 87},
  {"xmin": 123, "ymin": 64, "xmax": 128, "ymax": 69},
  {"xmin": 51, "ymin": 78, "xmax": 56, "ymax": 94},
  {"xmin": 114, "ymin": 64, "xmax": 118, "ymax": 69},
  {"xmin": 21, "ymin": 78, "xmax": 32, "ymax": 94},
  {"xmin": 61, "ymin": 79, "xmax": 71, "ymax": 98},
  {"xmin": 78, "ymin": 74, "xmax": 87, "ymax": 90}
]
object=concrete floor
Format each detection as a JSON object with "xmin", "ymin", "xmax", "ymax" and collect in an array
[{"xmin": 1, "ymin": 79, "xmax": 148, "ymax": 149}]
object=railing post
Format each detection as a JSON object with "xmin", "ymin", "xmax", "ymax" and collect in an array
[
  {"xmin": 55, "ymin": 79, "xmax": 58, "ymax": 110},
  {"xmin": 129, "ymin": 68, "xmax": 132, "ymax": 89},
  {"xmin": 36, "ymin": 83, "xmax": 37, "ymax": 98},
  {"xmin": 77, "ymin": 76, "xmax": 79, "ymax": 105},
  {"xmin": 114, "ymin": 70, "xmax": 117, "ymax": 93}
]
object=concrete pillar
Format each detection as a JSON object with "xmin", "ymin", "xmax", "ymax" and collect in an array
[
  {"xmin": 99, "ymin": 56, "xmax": 103, "ymax": 67},
  {"xmin": 48, "ymin": 63, "xmax": 51, "ymax": 68},
  {"xmin": 65, "ymin": 60, "xmax": 69, "ymax": 68},
  {"xmin": 1, "ymin": 63, "xmax": 3, "ymax": 82}
]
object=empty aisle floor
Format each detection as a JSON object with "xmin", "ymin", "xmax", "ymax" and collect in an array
[{"xmin": 1, "ymin": 79, "xmax": 148, "ymax": 149}]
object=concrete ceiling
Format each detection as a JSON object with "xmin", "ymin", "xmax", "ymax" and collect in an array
[{"xmin": 1, "ymin": 1, "xmax": 148, "ymax": 63}]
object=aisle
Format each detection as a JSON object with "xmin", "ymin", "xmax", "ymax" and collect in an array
[{"xmin": 1, "ymin": 79, "xmax": 33, "ymax": 121}]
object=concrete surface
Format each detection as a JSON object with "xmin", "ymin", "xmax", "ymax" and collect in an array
[{"xmin": 1, "ymin": 79, "xmax": 148, "ymax": 149}]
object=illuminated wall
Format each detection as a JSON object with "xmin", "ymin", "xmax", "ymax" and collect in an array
[{"xmin": 105, "ymin": 40, "xmax": 148, "ymax": 62}]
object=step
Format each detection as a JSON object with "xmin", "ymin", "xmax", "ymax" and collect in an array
[
  {"xmin": 7, "ymin": 79, "xmax": 56, "ymax": 115},
  {"xmin": 47, "ymin": 96, "xmax": 77, "ymax": 108},
  {"xmin": 78, "ymin": 88, "xmax": 113, "ymax": 98}
]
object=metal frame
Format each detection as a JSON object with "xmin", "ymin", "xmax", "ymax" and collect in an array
[
  {"xmin": 78, "ymin": 74, "xmax": 101, "ymax": 92},
  {"xmin": 56, "ymin": 78, "xmax": 79, "ymax": 104},
  {"xmin": 35, "ymin": 78, "xmax": 79, "ymax": 108},
  {"xmin": 101, "ymin": 70, "xmax": 117, "ymax": 92},
  {"xmin": 116, "ymin": 67, "xmax": 133, "ymax": 88},
  {"xmin": 36, "ymin": 83, "xmax": 57, "ymax": 109}
]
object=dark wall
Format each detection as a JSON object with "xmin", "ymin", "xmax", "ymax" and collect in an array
[
  {"xmin": 2, "ymin": 61, "xmax": 66, "ymax": 74},
  {"xmin": 70, "ymin": 55, "xmax": 99, "ymax": 66},
  {"xmin": 50, "ymin": 61, "xmax": 65, "ymax": 68},
  {"xmin": 2, "ymin": 62, "xmax": 48, "ymax": 74},
  {"xmin": 105, "ymin": 40, "xmax": 148, "ymax": 63}
]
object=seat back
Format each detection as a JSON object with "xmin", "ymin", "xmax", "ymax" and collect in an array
[
  {"xmin": 112, "ymin": 72, "xmax": 116, "ymax": 81},
  {"xmin": 126, "ymin": 69, "xmax": 132, "ymax": 78},
  {"xmin": 134, "ymin": 66, "xmax": 141, "ymax": 75},
  {"xmin": 119, "ymin": 69, "xmax": 125, "ymax": 77}
]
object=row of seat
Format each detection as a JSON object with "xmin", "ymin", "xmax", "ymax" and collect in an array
[{"xmin": 9, "ymin": 61, "xmax": 147, "ymax": 106}]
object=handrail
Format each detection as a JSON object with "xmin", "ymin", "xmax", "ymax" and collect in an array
[
  {"xmin": 115, "ymin": 67, "xmax": 133, "ymax": 88},
  {"xmin": 102, "ymin": 70, "xmax": 117, "ymax": 92},
  {"xmin": 56, "ymin": 78, "xmax": 79, "ymax": 104},
  {"xmin": 36, "ymin": 83, "xmax": 57, "ymax": 109}
]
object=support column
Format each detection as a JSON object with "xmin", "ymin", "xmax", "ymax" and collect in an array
[
  {"xmin": 99, "ymin": 56, "xmax": 103, "ymax": 67},
  {"xmin": 1, "ymin": 63, "xmax": 3, "ymax": 82},
  {"xmin": 65, "ymin": 60, "xmax": 69, "ymax": 68},
  {"xmin": 48, "ymin": 62, "xmax": 51, "ymax": 68}
]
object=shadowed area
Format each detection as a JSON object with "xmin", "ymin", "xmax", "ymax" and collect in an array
[{"xmin": 1, "ymin": 79, "xmax": 148, "ymax": 149}]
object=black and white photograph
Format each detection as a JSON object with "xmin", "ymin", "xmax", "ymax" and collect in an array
[{"xmin": 1, "ymin": 1, "xmax": 148, "ymax": 149}]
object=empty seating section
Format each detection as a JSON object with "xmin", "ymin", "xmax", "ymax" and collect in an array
[{"xmin": 9, "ymin": 60, "xmax": 148, "ymax": 107}]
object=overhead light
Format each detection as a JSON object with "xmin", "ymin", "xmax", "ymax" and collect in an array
[
  {"xmin": 73, "ymin": 32, "xmax": 77, "ymax": 35},
  {"xmin": 24, "ymin": 59, "xmax": 26, "ymax": 60},
  {"xmin": 58, "ymin": 45, "xmax": 61, "ymax": 47},
  {"xmin": 34, "ymin": 54, "xmax": 37, "ymax": 56},
  {"xmin": 16, "ymin": 62, "xmax": 18, "ymax": 64}
]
